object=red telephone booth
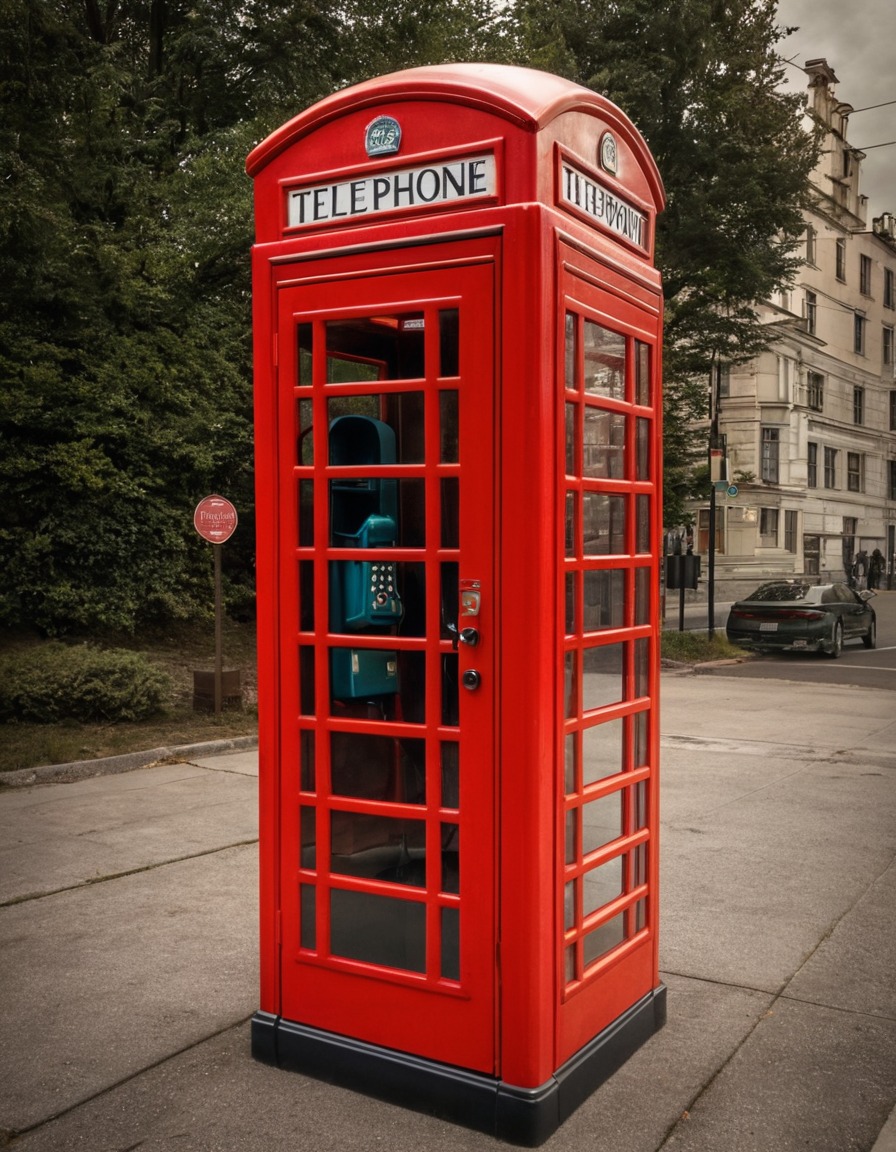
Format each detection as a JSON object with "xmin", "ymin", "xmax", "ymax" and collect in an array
[{"xmin": 248, "ymin": 63, "xmax": 665, "ymax": 1145}]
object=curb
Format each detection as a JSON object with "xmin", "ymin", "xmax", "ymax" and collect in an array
[{"xmin": 0, "ymin": 735, "xmax": 259, "ymax": 789}]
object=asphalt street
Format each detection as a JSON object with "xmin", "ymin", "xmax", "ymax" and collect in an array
[{"xmin": 1, "ymin": 670, "xmax": 894, "ymax": 1151}]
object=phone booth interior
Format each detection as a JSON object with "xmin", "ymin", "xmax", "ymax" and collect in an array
[{"xmin": 248, "ymin": 64, "xmax": 666, "ymax": 1145}]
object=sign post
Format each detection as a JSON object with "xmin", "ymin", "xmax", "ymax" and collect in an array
[{"xmin": 193, "ymin": 495, "xmax": 238, "ymax": 714}]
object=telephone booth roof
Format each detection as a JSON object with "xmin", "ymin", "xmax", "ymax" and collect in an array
[{"xmin": 247, "ymin": 63, "xmax": 664, "ymax": 245}]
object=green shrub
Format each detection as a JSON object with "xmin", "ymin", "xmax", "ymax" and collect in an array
[{"xmin": 0, "ymin": 643, "xmax": 172, "ymax": 723}]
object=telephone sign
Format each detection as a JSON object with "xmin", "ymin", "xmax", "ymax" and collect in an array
[{"xmin": 193, "ymin": 495, "xmax": 237, "ymax": 544}]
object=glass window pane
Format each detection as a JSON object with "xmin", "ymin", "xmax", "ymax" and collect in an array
[
  {"xmin": 300, "ymin": 807, "xmax": 316, "ymax": 868},
  {"xmin": 566, "ymin": 491, "xmax": 578, "ymax": 557},
  {"xmin": 328, "ymin": 393, "xmax": 424, "ymax": 465},
  {"xmin": 297, "ymin": 398, "xmax": 314, "ymax": 464},
  {"xmin": 330, "ymin": 646, "xmax": 399, "ymax": 705},
  {"xmin": 565, "ymin": 808, "xmax": 578, "ymax": 864},
  {"xmin": 566, "ymin": 403, "xmax": 577, "ymax": 475},
  {"xmin": 583, "ymin": 493, "xmax": 625, "ymax": 555},
  {"xmin": 565, "ymin": 733, "xmax": 577, "ymax": 794},
  {"xmin": 441, "ymin": 907, "xmax": 459, "ymax": 981},
  {"xmin": 583, "ymin": 409, "xmax": 625, "ymax": 479},
  {"xmin": 439, "ymin": 309, "xmax": 459, "ymax": 377},
  {"xmin": 584, "ymin": 912, "xmax": 625, "ymax": 967},
  {"xmin": 330, "ymin": 814, "xmax": 426, "ymax": 886},
  {"xmin": 330, "ymin": 889, "xmax": 426, "ymax": 973},
  {"xmin": 635, "ymin": 567, "xmax": 650, "ymax": 625},
  {"xmin": 300, "ymin": 729, "xmax": 315, "ymax": 792},
  {"xmin": 300, "ymin": 883, "xmax": 316, "ymax": 949},
  {"xmin": 298, "ymin": 480, "xmax": 314, "ymax": 547},
  {"xmin": 565, "ymin": 879, "xmax": 577, "ymax": 929},
  {"xmin": 299, "ymin": 645, "xmax": 315, "ymax": 715},
  {"xmin": 297, "ymin": 323, "xmax": 313, "ymax": 387},
  {"xmin": 636, "ymin": 417, "xmax": 650, "ymax": 479},
  {"xmin": 441, "ymin": 741, "xmax": 459, "ymax": 809},
  {"xmin": 583, "ymin": 717, "xmax": 624, "ymax": 784},
  {"xmin": 299, "ymin": 561, "xmax": 314, "ymax": 632},
  {"xmin": 583, "ymin": 857, "xmax": 623, "ymax": 916},
  {"xmin": 440, "ymin": 390, "xmax": 459, "ymax": 462},
  {"xmin": 584, "ymin": 321, "xmax": 625, "ymax": 399},
  {"xmin": 583, "ymin": 569, "xmax": 624, "ymax": 631},
  {"xmin": 636, "ymin": 494, "xmax": 650, "ymax": 554},
  {"xmin": 441, "ymin": 478, "xmax": 459, "ymax": 549},
  {"xmin": 565, "ymin": 571, "xmax": 577, "ymax": 634},
  {"xmin": 583, "ymin": 643, "xmax": 624, "ymax": 711},
  {"xmin": 564, "ymin": 651, "xmax": 578, "ymax": 718},
  {"xmin": 565, "ymin": 312, "xmax": 577, "ymax": 390},
  {"xmin": 582, "ymin": 791, "xmax": 623, "ymax": 855},
  {"xmin": 441, "ymin": 823, "xmax": 459, "ymax": 893},
  {"xmin": 635, "ymin": 637, "xmax": 650, "ymax": 698},
  {"xmin": 442, "ymin": 653, "xmax": 459, "ymax": 727},
  {"xmin": 326, "ymin": 314, "xmax": 424, "ymax": 382},
  {"xmin": 634, "ymin": 710, "xmax": 649, "ymax": 768},
  {"xmin": 636, "ymin": 341, "xmax": 650, "ymax": 406},
  {"xmin": 330, "ymin": 733, "xmax": 425, "ymax": 803}
]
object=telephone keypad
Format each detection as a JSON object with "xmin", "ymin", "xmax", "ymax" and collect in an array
[{"xmin": 370, "ymin": 563, "xmax": 398, "ymax": 614}]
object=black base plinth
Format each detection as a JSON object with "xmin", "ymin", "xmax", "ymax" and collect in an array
[{"xmin": 251, "ymin": 984, "xmax": 666, "ymax": 1146}]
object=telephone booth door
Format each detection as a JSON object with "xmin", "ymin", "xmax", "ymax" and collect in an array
[{"xmin": 271, "ymin": 241, "xmax": 498, "ymax": 1073}]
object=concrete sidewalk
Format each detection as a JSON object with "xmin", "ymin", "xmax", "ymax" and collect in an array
[{"xmin": 1, "ymin": 672, "xmax": 894, "ymax": 1151}]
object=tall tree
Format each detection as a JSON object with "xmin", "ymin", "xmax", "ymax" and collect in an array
[
  {"xmin": 511, "ymin": 0, "xmax": 819, "ymax": 523},
  {"xmin": 1, "ymin": 0, "xmax": 508, "ymax": 634}
]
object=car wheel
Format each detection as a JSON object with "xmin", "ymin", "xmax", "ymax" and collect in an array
[
  {"xmin": 862, "ymin": 620, "xmax": 876, "ymax": 650},
  {"xmin": 826, "ymin": 621, "xmax": 843, "ymax": 658}
]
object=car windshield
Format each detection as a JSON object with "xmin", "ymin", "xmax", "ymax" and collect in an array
[{"xmin": 746, "ymin": 582, "xmax": 812, "ymax": 602}]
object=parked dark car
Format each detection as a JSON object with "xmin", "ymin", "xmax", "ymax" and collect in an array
[{"xmin": 725, "ymin": 580, "xmax": 876, "ymax": 658}]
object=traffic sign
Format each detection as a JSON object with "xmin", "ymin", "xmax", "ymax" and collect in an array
[
  {"xmin": 726, "ymin": 484, "xmax": 739, "ymax": 498},
  {"xmin": 193, "ymin": 494, "xmax": 238, "ymax": 543}
]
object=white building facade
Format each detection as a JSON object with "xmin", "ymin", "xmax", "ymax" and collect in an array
[{"xmin": 693, "ymin": 59, "xmax": 896, "ymax": 594}]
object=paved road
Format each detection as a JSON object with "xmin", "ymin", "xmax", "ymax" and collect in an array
[{"xmin": 668, "ymin": 589, "xmax": 896, "ymax": 693}]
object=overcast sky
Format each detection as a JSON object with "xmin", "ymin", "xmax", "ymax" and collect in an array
[{"xmin": 776, "ymin": 0, "xmax": 896, "ymax": 221}]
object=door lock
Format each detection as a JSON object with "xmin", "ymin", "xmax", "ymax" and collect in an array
[{"xmin": 462, "ymin": 669, "xmax": 481, "ymax": 691}]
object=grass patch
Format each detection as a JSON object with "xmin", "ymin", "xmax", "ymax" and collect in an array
[
  {"xmin": 661, "ymin": 630, "xmax": 749, "ymax": 664},
  {"xmin": 0, "ymin": 619, "xmax": 258, "ymax": 774}
]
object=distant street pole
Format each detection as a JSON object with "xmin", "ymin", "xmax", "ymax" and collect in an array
[
  {"xmin": 708, "ymin": 361, "xmax": 722, "ymax": 639},
  {"xmin": 193, "ymin": 495, "xmax": 239, "ymax": 715}
]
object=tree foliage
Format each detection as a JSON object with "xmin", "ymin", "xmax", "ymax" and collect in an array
[
  {"xmin": 1, "ymin": 0, "xmax": 817, "ymax": 632},
  {"xmin": 511, "ymin": 0, "xmax": 820, "ymax": 523}
]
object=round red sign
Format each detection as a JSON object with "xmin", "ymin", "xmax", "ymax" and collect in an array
[{"xmin": 193, "ymin": 494, "xmax": 238, "ymax": 544}]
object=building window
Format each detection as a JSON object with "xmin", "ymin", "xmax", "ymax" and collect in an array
[
  {"xmin": 807, "ymin": 371, "xmax": 824, "ymax": 410},
  {"xmin": 824, "ymin": 446, "xmax": 837, "ymax": 489},
  {"xmin": 890, "ymin": 461, "xmax": 896, "ymax": 501},
  {"xmin": 807, "ymin": 442, "xmax": 818, "ymax": 488},
  {"xmin": 884, "ymin": 326, "xmax": 894, "ymax": 370},
  {"xmin": 853, "ymin": 387, "xmax": 865, "ymax": 425},
  {"xmin": 860, "ymin": 254, "xmax": 872, "ymax": 295},
  {"xmin": 885, "ymin": 268, "xmax": 895, "ymax": 310},
  {"xmin": 806, "ymin": 225, "xmax": 816, "ymax": 264},
  {"xmin": 803, "ymin": 534, "xmax": 820, "ymax": 575},
  {"xmin": 854, "ymin": 313, "xmax": 866, "ymax": 355},
  {"xmin": 760, "ymin": 426, "xmax": 780, "ymax": 483},
  {"xmin": 847, "ymin": 452, "xmax": 864, "ymax": 493},
  {"xmin": 805, "ymin": 290, "xmax": 817, "ymax": 335},
  {"xmin": 836, "ymin": 238, "xmax": 846, "ymax": 281},
  {"xmin": 785, "ymin": 510, "xmax": 797, "ymax": 553},
  {"xmin": 891, "ymin": 391, "xmax": 896, "ymax": 431},
  {"xmin": 759, "ymin": 508, "xmax": 778, "ymax": 545}
]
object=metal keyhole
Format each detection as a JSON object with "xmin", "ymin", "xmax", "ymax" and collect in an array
[{"xmin": 462, "ymin": 669, "xmax": 481, "ymax": 691}]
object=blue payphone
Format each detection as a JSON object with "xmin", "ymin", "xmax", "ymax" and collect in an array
[{"xmin": 329, "ymin": 415, "xmax": 403, "ymax": 699}]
